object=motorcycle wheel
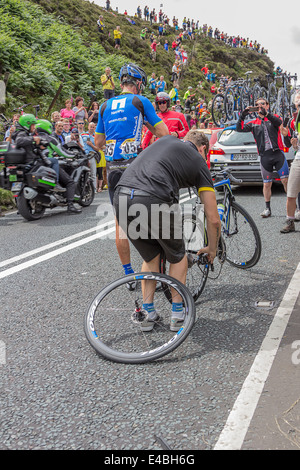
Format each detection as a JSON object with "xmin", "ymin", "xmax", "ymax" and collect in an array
[
  {"xmin": 78, "ymin": 178, "xmax": 95, "ymax": 207},
  {"xmin": 17, "ymin": 193, "xmax": 45, "ymax": 221}
]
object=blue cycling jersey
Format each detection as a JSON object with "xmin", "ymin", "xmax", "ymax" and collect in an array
[{"xmin": 95, "ymin": 92, "xmax": 162, "ymax": 162}]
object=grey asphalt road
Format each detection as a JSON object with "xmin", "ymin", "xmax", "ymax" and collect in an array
[{"xmin": 0, "ymin": 185, "xmax": 299, "ymax": 451}]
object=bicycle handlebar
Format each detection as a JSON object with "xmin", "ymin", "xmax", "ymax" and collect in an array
[{"xmin": 211, "ymin": 168, "xmax": 243, "ymax": 184}]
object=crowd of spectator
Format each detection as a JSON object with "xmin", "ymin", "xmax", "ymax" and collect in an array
[{"xmin": 97, "ymin": 3, "xmax": 268, "ymax": 56}]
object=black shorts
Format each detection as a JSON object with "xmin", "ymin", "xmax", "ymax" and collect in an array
[
  {"xmin": 113, "ymin": 187, "xmax": 186, "ymax": 264},
  {"xmin": 260, "ymin": 150, "xmax": 289, "ymax": 183}
]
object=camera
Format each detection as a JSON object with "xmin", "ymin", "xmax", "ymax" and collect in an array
[{"xmin": 248, "ymin": 106, "xmax": 259, "ymax": 112}]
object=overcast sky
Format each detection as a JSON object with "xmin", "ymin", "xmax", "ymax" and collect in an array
[{"xmin": 94, "ymin": 0, "xmax": 300, "ymax": 81}]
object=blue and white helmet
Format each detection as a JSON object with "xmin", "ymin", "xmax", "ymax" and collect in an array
[{"xmin": 119, "ymin": 63, "xmax": 147, "ymax": 91}]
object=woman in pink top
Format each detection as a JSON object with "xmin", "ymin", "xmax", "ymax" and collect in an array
[{"xmin": 60, "ymin": 99, "xmax": 75, "ymax": 124}]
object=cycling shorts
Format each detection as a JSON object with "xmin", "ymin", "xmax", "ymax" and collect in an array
[
  {"xmin": 260, "ymin": 150, "xmax": 289, "ymax": 183},
  {"xmin": 114, "ymin": 187, "xmax": 186, "ymax": 264}
]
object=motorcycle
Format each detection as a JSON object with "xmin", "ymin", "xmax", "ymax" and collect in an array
[{"xmin": 0, "ymin": 139, "xmax": 95, "ymax": 221}]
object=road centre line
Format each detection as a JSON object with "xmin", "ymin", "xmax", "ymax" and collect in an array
[
  {"xmin": 0, "ymin": 225, "xmax": 115, "ymax": 280},
  {"xmin": 0, "ymin": 219, "xmax": 115, "ymax": 269},
  {"xmin": 214, "ymin": 261, "xmax": 300, "ymax": 450}
]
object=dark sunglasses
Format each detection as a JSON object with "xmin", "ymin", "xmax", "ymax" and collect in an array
[{"xmin": 158, "ymin": 101, "xmax": 168, "ymax": 105}]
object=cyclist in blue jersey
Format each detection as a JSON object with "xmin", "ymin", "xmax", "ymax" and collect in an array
[{"xmin": 95, "ymin": 63, "xmax": 168, "ymax": 285}]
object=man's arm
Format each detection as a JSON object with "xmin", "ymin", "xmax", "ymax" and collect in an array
[
  {"xmin": 236, "ymin": 108, "xmax": 253, "ymax": 133},
  {"xmin": 197, "ymin": 190, "xmax": 221, "ymax": 264},
  {"xmin": 95, "ymin": 133, "xmax": 106, "ymax": 149},
  {"xmin": 144, "ymin": 120, "xmax": 168, "ymax": 137}
]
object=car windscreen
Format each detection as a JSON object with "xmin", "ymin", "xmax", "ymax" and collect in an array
[{"xmin": 218, "ymin": 129, "xmax": 256, "ymax": 146}]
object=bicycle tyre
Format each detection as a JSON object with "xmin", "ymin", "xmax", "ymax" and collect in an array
[
  {"xmin": 160, "ymin": 213, "xmax": 209, "ymax": 302},
  {"xmin": 218, "ymin": 199, "xmax": 261, "ymax": 269},
  {"xmin": 268, "ymin": 82, "xmax": 277, "ymax": 113},
  {"xmin": 224, "ymin": 87, "xmax": 235, "ymax": 121},
  {"xmin": 84, "ymin": 272, "xmax": 196, "ymax": 364},
  {"xmin": 211, "ymin": 93, "xmax": 226, "ymax": 127}
]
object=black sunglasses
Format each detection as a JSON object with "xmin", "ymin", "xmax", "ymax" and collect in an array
[{"xmin": 158, "ymin": 101, "xmax": 168, "ymax": 105}]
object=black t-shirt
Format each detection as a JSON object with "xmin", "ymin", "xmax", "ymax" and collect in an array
[{"xmin": 117, "ymin": 135, "xmax": 214, "ymax": 202}]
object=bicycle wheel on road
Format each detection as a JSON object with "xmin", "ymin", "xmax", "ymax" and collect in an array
[
  {"xmin": 84, "ymin": 272, "xmax": 195, "ymax": 364},
  {"xmin": 211, "ymin": 93, "xmax": 226, "ymax": 127},
  {"xmin": 218, "ymin": 199, "xmax": 261, "ymax": 269},
  {"xmin": 160, "ymin": 213, "xmax": 209, "ymax": 302}
]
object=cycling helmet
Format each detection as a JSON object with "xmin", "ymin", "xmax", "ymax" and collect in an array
[
  {"xmin": 155, "ymin": 92, "xmax": 171, "ymax": 109},
  {"xmin": 36, "ymin": 119, "xmax": 53, "ymax": 135},
  {"xmin": 119, "ymin": 63, "xmax": 147, "ymax": 92},
  {"xmin": 18, "ymin": 114, "xmax": 37, "ymax": 130}
]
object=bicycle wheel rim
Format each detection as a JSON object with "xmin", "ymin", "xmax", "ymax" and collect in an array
[
  {"xmin": 84, "ymin": 272, "xmax": 195, "ymax": 364},
  {"xmin": 218, "ymin": 200, "xmax": 261, "ymax": 269}
]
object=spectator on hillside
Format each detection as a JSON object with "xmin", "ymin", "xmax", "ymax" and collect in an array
[
  {"xmin": 51, "ymin": 111, "xmax": 61, "ymax": 130},
  {"xmin": 60, "ymin": 99, "xmax": 75, "ymax": 124},
  {"xmin": 53, "ymin": 121, "xmax": 65, "ymax": 145},
  {"xmin": 97, "ymin": 15, "xmax": 105, "ymax": 37},
  {"xmin": 61, "ymin": 118, "xmax": 71, "ymax": 140},
  {"xmin": 201, "ymin": 64, "xmax": 209, "ymax": 75},
  {"xmin": 174, "ymin": 99, "xmax": 183, "ymax": 112},
  {"xmin": 106, "ymin": 0, "xmax": 110, "ymax": 11},
  {"xmin": 73, "ymin": 96, "xmax": 88, "ymax": 123},
  {"xmin": 156, "ymin": 76, "xmax": 166, "ymax": 93},
  {"xmin": 148, "ymin": 72, "xmax": 157, "ymax": 95},
  {"xmin": 150, "ymin": 39, "xmax": 159, "ymax": 62},
  {"xmin": 114, "ymin": 26, "xmax": 122, "ymax": 50},
  {"xmin": 164, "ymin": 39, "xmax": 169, "ymax": 52},
  {"xmin": 88, "ymin": 101, "xmax": 100, "ymax": 124},
  {"xmin": 101, "ymin": 67, "xmax": 115, "ymax": 100}
]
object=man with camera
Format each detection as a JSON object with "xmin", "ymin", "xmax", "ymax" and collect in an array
[
  {"xmin": 101, "ymin": 67, "xmax": 115, "ymax": 100},
  {"xmin": 236, "ymin": 98, "xmax": 289, "ymax": 218}
]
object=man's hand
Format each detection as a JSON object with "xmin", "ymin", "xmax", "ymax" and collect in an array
[
  {"xmin": 240, "ymin": 107, "xmax": 249, "ymax": 119},
  {"xmin": 197, "ymin": 246, "xmax": 216, "ymax": 264},
  {"xmin": 33, "ymin": 136, "xmax": 40, "ymax": 145}
]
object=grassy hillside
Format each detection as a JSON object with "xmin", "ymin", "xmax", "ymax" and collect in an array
[{"xmin": 0, "ymin": 0, "xmax": 275, "ymax": 118}]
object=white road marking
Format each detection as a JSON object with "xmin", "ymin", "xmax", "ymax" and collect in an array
[
  {"xmin": 0, "ymin": 219, "xmax": 115, "ymax": 269},
  {"xmin": 214, "ymin": 261, "xmax": 300, "ymax": 450},
  {"xmin": 0, "ymin": 225, "xmax": 115, "ymax": 279}
]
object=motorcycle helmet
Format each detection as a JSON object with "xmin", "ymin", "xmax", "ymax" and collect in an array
[
  {"xmin": 155, "ymin": 92, "xmax": 171, "ymax": 110},
  {"xmin": 119, "ymin": 63, "xmax": 147, "ymax": 92},
  {"xmin": 36, "ymin": 119, "xmax": 53, "ymax": 135},
  {"xmin": 18, "ymin": 114, "xmax": 37, "ymax": 131}
]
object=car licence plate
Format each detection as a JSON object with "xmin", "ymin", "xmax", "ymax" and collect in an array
[{"xmin": 231, "ymin": 153, "xmax": 258, "ymax": 161}]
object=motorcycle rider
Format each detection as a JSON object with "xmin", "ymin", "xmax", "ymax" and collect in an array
[
  {"xmin": 13, "ymin": 115, "xmax": 81, "ymax": 214},
  {"xmin": 141, "ymin": 91, "xmax": 189, "ymax": 148}
]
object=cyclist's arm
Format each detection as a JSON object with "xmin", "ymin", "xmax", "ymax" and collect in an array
[
  {"xmin": 144, "ymin": 120, "xmax": 168, "ymax": 137},
  {"xmin": 95, "ymin": 133, "xmax": 106, "ymax": 149},
  {"xmin": 197, "ymin": 190, "xmax": 221, "ymax": 263}
]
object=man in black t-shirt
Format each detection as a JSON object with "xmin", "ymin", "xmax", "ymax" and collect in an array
[{"xmin": 113, "ymin": 132, "xmax": 220, "ymax": 332}]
